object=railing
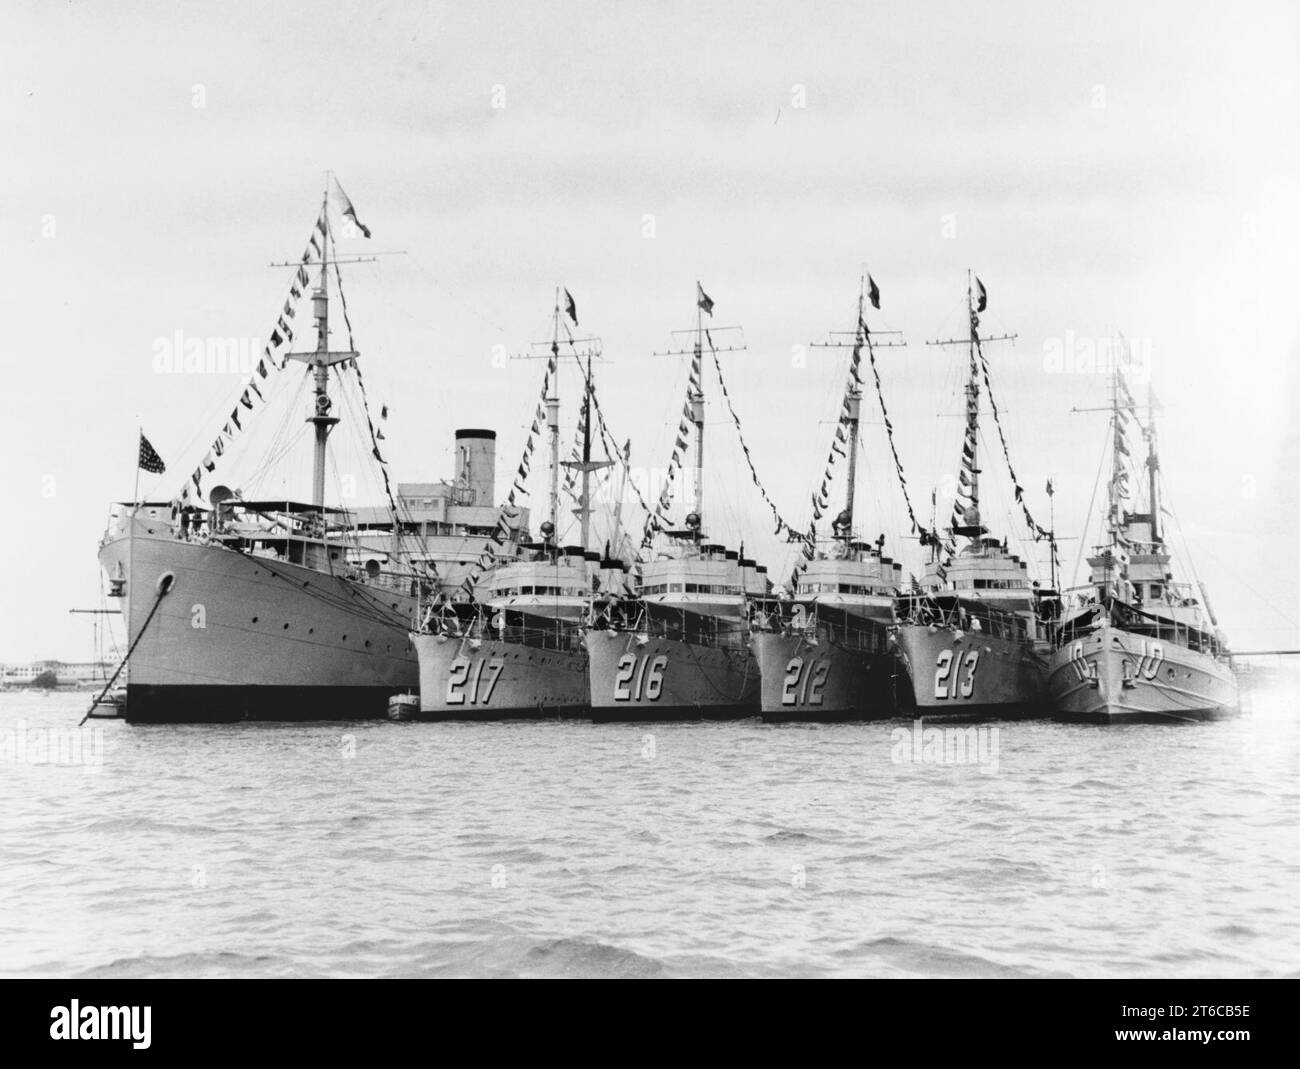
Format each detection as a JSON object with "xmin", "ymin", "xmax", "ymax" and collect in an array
[
  {"xmin": 591, "ymin": 599, "xmax": 757, "ymax": 652},
  {"xmin": 894, "ymin": 595, "xmax": 1029, "ymax": 643},
  {"xmin": 416, "ymin": 604, "xmax": 585, "ymax": 653},
  {"xmin": 766, "ymin": 606, "xmax": 892, "ymax": 654},
  {"xmin": 1054, "ymin": 601, "xmax": 1226, "ymax": 658}
]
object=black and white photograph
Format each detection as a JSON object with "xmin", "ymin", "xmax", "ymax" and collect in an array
[{"xmin": 1, "ymin": 0, "xmax": 1295, "ymax": 1044}]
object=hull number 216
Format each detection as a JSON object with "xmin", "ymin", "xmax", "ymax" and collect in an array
[{"xmin": 614, "ymin": 653, "xmax": 667, "ymax": 702}]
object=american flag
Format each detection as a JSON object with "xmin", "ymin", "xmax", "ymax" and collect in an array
[{"xmin": 138, "ymin": 432, "xmax": 166, "ymax": 474}]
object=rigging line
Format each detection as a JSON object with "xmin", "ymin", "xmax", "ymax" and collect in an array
[
  {"xmin": 1160, "ymin": 476, "xmax": 1298, "ymax": 632},
  {"xmin": 166, "ymin": 258, "xmax": 315, "ymax": 505},
  {"xmin": 78, "ymin": 578, "xmax": 172, "ymax": 726},
  {"xmin": 584, "ymin": 371, "xmax": 653, "ymax": 530},
  {"xmin": 707, "ymin": 338, "xmax": 807, "ymax": 544},
  {"xmin": 247, "ymin": 425, "xmax": 311, "ymax": 498},
  {"xmin": 974, "ymin": 336, "xmax": 1050, "ymax": 541},
  {"xmin": 456, "ymin": 346, "xmax": 558, "ymax": 594},
  {"xmin": 864, "ymin": 325, "xmax": 928, "ymax": 539},
  {"xmin": 242, "ymin": 375, "xmax": 311, "ymax": 494},
  {"xmin": 1070, "ymin": 434, "xmax": 1110, "ymax": 590},
  {"xmin": 255, "ymin": 554, "xmax": 413, "ymax": 631},
  {"xmin": 332, "ymin": 246, "xmax": 433, "ymax": 573}
]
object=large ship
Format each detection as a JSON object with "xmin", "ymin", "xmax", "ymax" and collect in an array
[
  {"xmin": 409, "ymin": 295, "xmax": 634, "ymax": 719},
  {"xmin": 1047, "ymin": 365, "xmax": 1238, "ymax": 722},
  {"xmin": 753, "ymin": 276, "xmax": 903, "ymax": 721},
  {"xmin": 891, "ymin": 275, "xmax": 1057, "ymax": 718},
  {"xmin": 98, "ymin": 181, "xmax": 526, "ymax": 722},
  {"xmin": 586, "ymin": 286, "xmax": 773, "ymax": 720}
]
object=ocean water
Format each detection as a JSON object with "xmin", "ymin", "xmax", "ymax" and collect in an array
[{"xmin": 1, "ymin": 681, "xmax": 1297, "ymax": 979}]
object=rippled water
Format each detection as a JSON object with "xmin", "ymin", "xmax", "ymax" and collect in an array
[{"xmin": 2, "ymin": 680, "xmax": 1297, "ymax": 978}]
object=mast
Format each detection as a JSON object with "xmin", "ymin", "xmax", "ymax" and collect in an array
[
  {"xmin": 565, "ymin": 350, "xmax": 615, "ymax": 551},
  {"xmin": 309, "ymin": 184, "xmax": 336, "ymax": 509},
  {"xmin": 547, "ymin": 288, "xmax": 561, "ymax": 546},
  {"xmin": 807, "ymin": 275, "xmax": 905, "ymax": 553},
  {"xmin": 1107, "ymin": 364, "xmax": 1123, "ymax": 549},
  {"xmin": 652, "ymin": 287, "xmax": 745, "ymax": 547},
  {"xmin": 1048, "ymin": 478, "xmax": 1058, "ymax": 590},
  {"xmin": 925, "ymin": 271, "xmax": 1014, "ymax": 547},
  {"xmin": 285, "ymin": 176, "xmax": 359, "ymax": 512},
  {"xmin": 841, "ymin": 278, "xmax": 865, "ymax": 542},
  {"xmin": 579, "ymin": 352, "xmax": 594, "ymax": 549},
  {"xmin": 1146, "ymin": 396, "xmax": 1161, "ymax": 545},
  {"xmin": 690, "ymin": 290, "xmax": 705, "ymax": 533},
  {"xmin": 963, "ymin": 270, "xmax": 982, "ymax": 533}
]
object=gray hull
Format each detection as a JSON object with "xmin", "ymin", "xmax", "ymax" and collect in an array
[
  {"xmin": 892, "ymin": 623, "xmax": 1046, "ymax": 718},
  {"xmin": 752, "ymin": 632, "xmax": 898, "ymax": 721},
  {"xmin": 1048, "ymin": 625, "xmax": 1238, "ymax": 722},
  {"xmin": 410, "ymin": 631, "xmax": 588, "ymax": 719},
  {"xmin": 99, "ymin": 524, "xmax": 418, "ymax": 723},
  {"xmin": 585, "ymin": 630, "xmax": 759, "ymax": 720}
]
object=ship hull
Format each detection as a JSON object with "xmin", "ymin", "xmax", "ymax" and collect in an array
[
  {"xmin": 1048, "ymin": 625, "xmax": 1238, "ymax": 723},
  {"xmin": 752, "ymin": 633, "xmax": 898, "ymax": 721},
  {"xmin": 584, "ymin": 630, "xmax": 759, "ymax": 720},
  {"xmin": 99, "ymin": 523, "xmax": 418, "ymax": 723},
  {"xmin": 892, "ymin": 624, "xmax": 1046, "ymax": 719},
  {"xmin": 410, "ymin": 632, "xmax": 588, "ymax": 719}
]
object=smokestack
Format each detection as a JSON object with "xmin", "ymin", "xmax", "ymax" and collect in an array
[{"xmin": 454, "ymin": 429, "xmax": 496, "ymax": 506}]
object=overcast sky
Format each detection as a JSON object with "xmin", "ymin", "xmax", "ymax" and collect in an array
[{"xmin": 2, "ymin": 0, "xmax": 1297, "ymax": 661}]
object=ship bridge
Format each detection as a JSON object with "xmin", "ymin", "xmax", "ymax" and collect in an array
[
  {"xmin": 923, "ymin": 535, "xmax": 1034, "ymax": 608},
  {"xmin": 483, "ymin": 544, "xmax": 634, "ymax": 619},
  {"xmin": 640, "ymin": 539, "xmax": 770, "ymax": 621}
]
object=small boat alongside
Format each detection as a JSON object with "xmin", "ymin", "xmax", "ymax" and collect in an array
[
  {"xmin": 85, "ymin": 686, "xmax": 127, "ymax": 720},
  {"xmin": 386, "ymin": 691, "xmax": 420, "ymax": 721}
]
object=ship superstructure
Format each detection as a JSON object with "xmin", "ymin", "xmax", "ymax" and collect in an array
[{"xmin": 1047, "ymin": 362, "xmax": 1237, "ymax": 721}]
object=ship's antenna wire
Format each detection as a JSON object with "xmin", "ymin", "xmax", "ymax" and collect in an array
[{"xmin": 1069, "ymin": 435, "xmax": 1110, "ymax": 590}]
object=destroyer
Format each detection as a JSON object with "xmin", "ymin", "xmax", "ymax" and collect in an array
[
  {"xmin": 586, "ymin": 285, "xmax": 773, "ymax": 720},
  {"xmin": 753, "ymin": 275, "xmax": 903, "ymax": 721},
  {"xmin": 891, "ymin": 275, "xmax": 1057, "ymax": 718},
  {"xmin": 410, "ymin": 294, "xmax": 633, "ymax": 718}
]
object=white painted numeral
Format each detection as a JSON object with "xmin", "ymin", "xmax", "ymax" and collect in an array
[
  {"xmin": 959, "ymin": 651, "xmax": 979, "ymax": 698},
  {"xmin": 614, "ymin": 654, "xmax": 666, "ymax": 701},
  {"xmin": 934, "ymin": 649, "xmax": 954, "ymax": 699},
  {"xmin": 445, "ymin": 657, "xmax": 505, "ymax": 705},
  {"xmin": 782, "ymin": 657, "xmax": 830, "ymax": 706}
]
